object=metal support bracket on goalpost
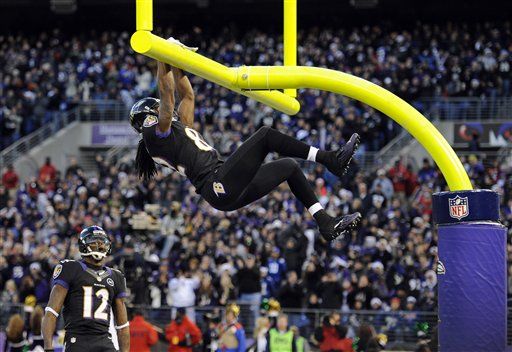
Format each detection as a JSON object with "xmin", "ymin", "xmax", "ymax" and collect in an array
[{"xmin": 129, "ymin": 1, "xmax": 507, "ymax": 350}]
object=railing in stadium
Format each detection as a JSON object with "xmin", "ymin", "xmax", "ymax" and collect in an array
[
  {"xmin": 5, "ymin": 300, "xmax": 512, "ymax": 347},
  {"xmin": 2, "ymin": 96, "xmax": 511, "ymax": 169},
  {"xmin": 0, "ymin": 100, "xmax": 128, "ymax": 169},
  {"xmin": 0, "ymin": 302, "xmax": 437, "ymax": 348},
  {"xmin": 417, "ymin": 97, "xmax": 512, "ymax": 120}
]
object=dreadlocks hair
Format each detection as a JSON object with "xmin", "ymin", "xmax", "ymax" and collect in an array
[{"xmin": 135, "ymin": 139, "xmax": 157, "ymax": 181}]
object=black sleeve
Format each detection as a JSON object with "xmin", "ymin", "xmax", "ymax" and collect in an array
[
  {"xmin": 113, "ymin": 269, "xmax": 128, "ymax": 299},
  {"xmin": 51, "ymin": 260, "xmax": 78, "ymax": 290}
]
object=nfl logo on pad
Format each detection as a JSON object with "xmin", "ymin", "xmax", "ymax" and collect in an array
[{"xmin": 448, "ymin": 195, "xmax": 469, "ymax": 220}]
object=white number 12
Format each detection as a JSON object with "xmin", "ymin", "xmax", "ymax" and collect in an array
[{"xmin": 82, "ymin": 286, "xmax": 109, "ymax": 320}]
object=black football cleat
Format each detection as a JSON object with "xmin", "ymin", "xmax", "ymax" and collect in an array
[
  {"xmin": 320, "ymin": 212, "xmax": 361, "ymax": 242},
  {"xmin": 326, "ymin": 133, "xmax": 360, "ymax": 177}
]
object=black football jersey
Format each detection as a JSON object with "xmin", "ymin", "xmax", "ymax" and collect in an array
[
  {"xmin": 141, "ymin": 117, "xmax": 222, "ymax": 191},
  {"xmin": 52, "ymin": 260, "xmax": 127, "ymax": 335}
]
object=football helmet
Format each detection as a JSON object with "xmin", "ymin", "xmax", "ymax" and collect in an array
[
  {"xmin": 78, "ymin": 226, "xmax": 112, "ymax": 261},
  {"xmin": 129, "ymin": 97, "xmax": 160, "ymax": 133}
]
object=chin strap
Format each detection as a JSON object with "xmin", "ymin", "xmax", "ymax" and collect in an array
[{"xmin": 80, "ymin": 247, "xmax": 108, "ymax": 261}]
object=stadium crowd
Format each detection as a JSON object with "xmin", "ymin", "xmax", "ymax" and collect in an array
[
  {"xmin": 1, "ymin": 134, "xmax": 511, "ymax": 347},
  {"xmin": 1, "ymin": 20, "xmax": 512, "ymax": 149},
  {"xmin": 1, "ymin": 19, "xmax": 512, "ymax": 352}
]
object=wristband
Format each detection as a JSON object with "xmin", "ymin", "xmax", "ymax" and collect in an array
[
  {"xmin": 115, "ymin": 321, "xmax": 130, "ymax": 330},
  {"xmin": 45, "ymin": 307, "xmax": 59, "ymax": 318}
]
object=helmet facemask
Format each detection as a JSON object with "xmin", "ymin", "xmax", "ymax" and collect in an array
[{"xmin": 80, "ymin": 234, "xmax": 111, "ymax": 261}]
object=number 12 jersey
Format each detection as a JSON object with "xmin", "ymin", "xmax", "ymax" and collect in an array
[{"xmin": 52, "ymin": 260, "xmax": 127, "ymax": 335}]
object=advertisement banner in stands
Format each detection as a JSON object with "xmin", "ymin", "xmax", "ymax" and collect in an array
[
  {"xmin": 454, "ymin": 122, "xmax": 512, "ymax": 146},
  {"xmin": 91, "ymin": 124, "xmax": 139, "ymax": 145}
]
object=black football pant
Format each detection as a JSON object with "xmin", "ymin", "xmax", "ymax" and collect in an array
[
  {"xmin": 201, "ymin": 126, "xmax": 319, "ymax": 211},
  {"xmin": 64, "ymin": 333, "xmax": 117, "ymax": 352}
]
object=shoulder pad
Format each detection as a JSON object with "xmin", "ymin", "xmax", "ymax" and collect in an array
[
  {"xmin": 111, "ymin": 268, "xmax": 125, "ymax": 277},
  {"xmin": 59, "ymin": 259, "xmax": 76, "ymax": 265}
]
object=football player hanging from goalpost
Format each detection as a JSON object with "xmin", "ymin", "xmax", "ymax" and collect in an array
[{"xmin": 131, "ymin": 38, "xmax": 362, "ymax": 241}]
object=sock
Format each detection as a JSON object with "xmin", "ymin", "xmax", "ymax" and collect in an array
[
  {"xmin": 308, "ymin": 202, "xmax": 323, "ymax": 216},
  {"xmin": 316, "ymin": 150, "xmax": 332, "ymax": 165},
  {"xmin": 308, "ymin": 203, "xmax": 333, "ymax": 230},
  {"xmin": 307, "ymin": 147, "xmax": 319, "ymax": 162}
]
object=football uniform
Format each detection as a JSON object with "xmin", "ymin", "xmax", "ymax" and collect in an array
[
  {"xmin": 142, "ymin": 118, "xmax": 222, "ymax": 192},
  {"xmin": 52, "ymin": 259, "xmax": 127, "ymax": 352}
]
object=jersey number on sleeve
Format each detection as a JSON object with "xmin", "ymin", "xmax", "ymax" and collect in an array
[
  {"xmin": 185, "ymin": 127, "xmax": 213, "ymax": 151},
  {"xmin": 82, "ymin": 286, "xmax": 109, "ymax": 320}
]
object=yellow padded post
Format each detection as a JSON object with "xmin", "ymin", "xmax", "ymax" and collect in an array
[
  {"xmin": 284, "ymin": 0, "xmax": 297, "ymax": 97},
  {"xmin": 130, "ymin": 31, "xmax": 301, "ymax": 115},
  {"xmin": 136, "ymin": 0, "xmax": 153, "ymax": 32}
]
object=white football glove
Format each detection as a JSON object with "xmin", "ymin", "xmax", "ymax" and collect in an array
[{"xmin": 167, "ymin": 37, "xmax": 198, "ymax": 52}]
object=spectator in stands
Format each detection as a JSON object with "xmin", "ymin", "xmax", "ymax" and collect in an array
[
  {"xmin": 28, "ymin": 305, "xmax": 44, "ymax": 350},
  {"xmin": 28, "ymin": 262, "xmax": 50, "ymax": 304},
  {"xmin": 236, "ymin": 254, "xmax": 262, "ymax": 324},
  {"xmin": 217, "ymin": 269, "xmax": 236, "ymax": 306},
  {"xmin": 169, "ymin": 269, "xmax": 200, "ymax": 320},
  {"xmin": 165, "ymin": 307, "xmax": 202, "ymax": 352},
  {"xmin": 313, "ymin": 313, "xmax": 354, "ymax": 352},
  {"xmin": 266, "ymin": 247, "xmax": 287, "ymax": 285},
  {"xmin": 266, "ymin": 314, "xmax": 295, "ymax": 352},
  {"xmin": 38, "ymin": 157, "xmax": 57, "ymax": 191},
  {"xmin": 278, "ymin": 271, "xmax": 303, "ymax": 309},
  {"xmin": 254, "ymin": 316, "xmax": 270, "ymax": 352},
  {"xmin": 1, "ymin": 165, "xmax": 18, "ymax": 193},
  {"xmin": 356, "ymin": 324, "xmax": 384, "ymax": 352},
  {"xmin": 371, "ymin": 169, "xmax": 394, "ymax": 201},
  {"xmin": 1, "ymin": 280, "xmax": 19, "ymax": 305},
  {"xmin": 417, "ymin": 159, "xmax": 436, "ymax": 184},
  {"xmin": 129, "ymin": 309, "xmax": 159, "ymax": 352},
  {"xmin": 388, "ymin": 160, "xmax": 409, "ymax": 202},
  {"xmin": 65, "ymin": 157, "xmax": 84, "ymax": 179},
  {"xmin": 5, "ymin": 314, "xmax": 28, "ymax": 352},
  {"xmin": 318, "ymin": 271, "xmax": 343, "ymax": 309}
]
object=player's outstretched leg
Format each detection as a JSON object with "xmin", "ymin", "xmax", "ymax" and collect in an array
[
  {"xmin": 215, "ymin": 158, "xmax": 361, "ymax": 241},
  {"xmin": 253, "ymin": 126, "xmax": 360, "ymax": 178},
  {"xmin": 203, "ymin": 126, "xmax": 359, "ymax": 207}
]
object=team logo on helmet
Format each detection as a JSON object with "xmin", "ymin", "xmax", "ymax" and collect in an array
[
  {"xmin": 107, "ymin": 278, "xmax": 115, "ymax": 287},
  {"xmin": 143, "ymin": 115, "xmax": 158, "ymax": 127},
  {"xmin": 448, "ymin": 196, "xmax": 469, "ymax": 220}
]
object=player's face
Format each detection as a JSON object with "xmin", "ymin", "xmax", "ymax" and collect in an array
[
  {"xmin": 85, "ymin": 236, "xmax": 110, "ymax": 263},
  {"xmin": 88, "ymin": 239, "xmax": 107, "ymax": 254}
]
